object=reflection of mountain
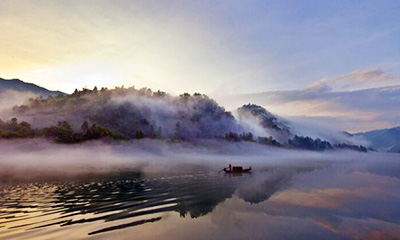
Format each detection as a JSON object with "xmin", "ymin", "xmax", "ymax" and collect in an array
[
  {"xmin": 235, "ymin": 175, "xmax": 288, "ymax": 204},
  {"xmin": 354, "ymin": 126, "xmax": 400, "ymax": 153},
  {"xmin": 235, "ymin": 166, "xmax": 326, "ymax": 204},
  {"xmin": 1, "ymin": 168, "xmax": 323, "ymax": 236},
  {"xmin": 51, "ymin": 173, "xmax": 251, "ymax": 223},
  {"xmin": 1, "ymin": 161, "xmax": 398, "ymax": 240},
  {"xmin": 0, "ymin": 78, "xmax": 65, "ymax": 97}
]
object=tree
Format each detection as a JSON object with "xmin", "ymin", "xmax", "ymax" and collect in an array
[
  {"xmin": 257, "ymin": 136, "xmax": 281, "ymax": 147},
  {"xmin": 81, "ymin": 121, "xmax": 89, "ymax": 134},
  {"xmin": 135, "ymin": 130, "xmax": 144, "ymax": 139},
  {"xmin": 17, "ymin": 121, "xmax": 34, "ymax": 137},
  {"xmin": 157, "ymin": 126, "xmax": 162, "ymax": 137},
  {"xmin": 240, "ymin": 132, "xmax": 254, "ymax": 141},
  {"xmin": 174, "ymin": 121, "xmax": 183, "ymax": 139},
  {"xmin": 9, "ymin": 118, "xmax": 18, "ymax": 131},
  {"xmin": 149, "ymin": 124, "xmax": 156, "ymax": 138},
  {"xmin": 224, "ymin": 132, "xmax": 240, "ymax": 142},
  {"xmin": 55, "ymin": 121, "xmax": 74, "ymax": 143}
]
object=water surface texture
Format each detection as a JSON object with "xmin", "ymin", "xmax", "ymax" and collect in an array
[{"xmin": 1, "ymin": 157, "xmax": 399, "ymax": 240}]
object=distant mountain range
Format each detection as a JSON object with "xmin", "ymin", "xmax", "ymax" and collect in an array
[
  {"xmin": 0, "ymin": 78, "xmax": 65, "ymax": 97},
  {"xmin": 354, "ymin": 126, "xmax": 400, "ymax": 153}
]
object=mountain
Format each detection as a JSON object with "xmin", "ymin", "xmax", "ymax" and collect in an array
[
  {"xmin": 237, "ymin": 104, "xmax": 291, "ymax": 133},
  {"xmin": 236, "ymin": 104, "xmax": 292, "ymax": 143},
  {"xmin": 0, "ymin": 78, "xmax": 65, "ymax": 97},
  {"xmin": 354, "ymin": 126, "xmax": 400, "ymax": 153},
  {"xmin": 0, "ymin": 79, "xmax": 369, "ymax": 151},
  {"xmin": 7, "ymin": 88, "xmax": 241, "ymax": 140},
  {"xmin": 0, "ymin": 86, "xmax": 367, "ymax": 152}
]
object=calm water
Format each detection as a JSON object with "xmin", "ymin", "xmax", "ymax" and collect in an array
[{"xmin": 1, "ymin": 157, "xmax": 399, "ymax": 240}]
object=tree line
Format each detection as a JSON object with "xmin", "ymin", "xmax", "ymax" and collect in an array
[
  {"xmin": 0, "ymin": 118, "xmax": 126, "ymax": 143},
  {"xmin": 0, "ymin": 117, "xmax": 369, "ymax": 151}
]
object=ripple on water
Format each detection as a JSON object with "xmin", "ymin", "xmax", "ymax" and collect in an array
[{"xmin": 0, "ymin": 172, "xmax": 251, "ymax": 239}]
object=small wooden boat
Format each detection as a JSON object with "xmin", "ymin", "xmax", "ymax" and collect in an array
[{"xmin": 222, "ymin": 165, "xmax": 252, "ymax": 173}]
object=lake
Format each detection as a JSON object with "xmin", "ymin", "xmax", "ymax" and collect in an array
[{"xmin": 1, "ymin": 154, "xmax": 399, "ymax": 240}]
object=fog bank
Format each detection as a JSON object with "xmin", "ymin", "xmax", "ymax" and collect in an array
[{"xmin": 1, "ymin": 139, "xmax": 394, "ymax": 183}]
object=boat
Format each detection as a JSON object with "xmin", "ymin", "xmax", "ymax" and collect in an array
[{"xmin": 222, "ymin": 165, "xmax": 252, "ymax": 173}]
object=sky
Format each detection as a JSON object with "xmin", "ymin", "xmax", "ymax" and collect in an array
[{"xmin": 0, "ymin": 0, "xmax": 399, "ymax": 131}]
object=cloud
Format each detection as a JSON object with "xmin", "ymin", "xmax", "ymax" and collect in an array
[
  {"xmin": 310, "ymin": 69, "xmax": 400, "ymax": 92},
  {"xmin": 216, "ymin": 69, "xmax": 400, "ymax": 132}
]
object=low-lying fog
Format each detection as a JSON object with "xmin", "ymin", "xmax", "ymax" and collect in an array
[
  {"xmin": 1, "ymin": 138, "xmax": 399, "ymax": 240},
  {"xmin": 1, "ymin": 139, "xmax": 398, "ymax": 183}
]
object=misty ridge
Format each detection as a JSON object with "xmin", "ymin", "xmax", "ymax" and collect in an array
[{"xmin": 0, "ymin": 85, "xmax": 370, "ymax": 152}]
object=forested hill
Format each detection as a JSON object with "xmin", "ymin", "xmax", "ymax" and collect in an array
[
  {"xmin": 8, "ymin": 86, "xmax": 240, "ymax": 140},
  {"xmin": 0, "ymin": 86, "xmax": 368, "ymax": 152}
]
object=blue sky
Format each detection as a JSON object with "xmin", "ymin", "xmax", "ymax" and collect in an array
[{"xmin": 208, "ymin": 0, "xmax": 400, "ymax": 93}]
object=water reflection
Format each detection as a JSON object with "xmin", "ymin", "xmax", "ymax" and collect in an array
[{"xmin": 1, "ymin": 159, "xmax": 399, "ymax": 240}]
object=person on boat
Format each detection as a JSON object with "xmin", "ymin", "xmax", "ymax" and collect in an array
[{"xmin": 223, "ymin": 164, "xmax": 232, "ymax": 172}]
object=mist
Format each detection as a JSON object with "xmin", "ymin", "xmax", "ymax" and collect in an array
[
  {"xmin": 0, "ymin": 85, "xmax": 375, "ymax": 155},
  {"xmin": 0, "ymin": 87, "xmax": 392, "ymax": 187},
  {"xmin": 285, "ymin": 116, "xmax": 370, "ymax": 146},
  {"xmin": 0, "ymin": 90, "xmax": 38, "ymax": 112},
  {"xmin": 0, "ymin": 137, "xmax": 386, "ymax": 184}
]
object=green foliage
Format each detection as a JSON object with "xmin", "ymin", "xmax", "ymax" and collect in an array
[
  {"xmin": 42, "ymin": 121, "xmax": 74, "ymax": 143},
  {"xmin": 0, "ymin": 116, "xmax": 127, "ymax": 144},
  {"xmin": 11, "ymin": 86, "xmax": 237, "ymax": 140},
  {"xmin": 0, "ymin": 118, "xmax": 34, "ymax": 138},
  {"xmin": 43, "ymin": 121, "xmax": 128, "ymax": 143},
  {"xmin": 2, "ymin": 87, "xmax": 370, "ymax": 152}
]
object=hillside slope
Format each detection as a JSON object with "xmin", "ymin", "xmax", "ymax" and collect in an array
[
  {"xmin": 355, "ymin": 126, "xmax": 400, "ymax": 152},
  {"xmin": 0, "ymin": 78, "xmax": 65, "ymax": 97}
]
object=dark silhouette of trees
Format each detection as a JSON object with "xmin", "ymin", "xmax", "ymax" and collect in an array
[
  {"xmin": 135, "ymin": 130, "xmax": 144, "ymax": 139},
  {"xmin": 257, "ymin": 136, "xmax": 281, "ymax": 147},
  {"xmin": 42, "ymin": 121, "xmax": 74, "ymax": 143},
  {"xmin": 39, "ymin": 120, "xmax": 127, "ymax": 143},
  {"xmin": 81, "ymin": 121, "xmax": 89, "ymax": 134},
  {"xmin": 1, "ymin": 86, "xmax": 371, "ymax": 152},
  {"xmin": 334, "ymin": 144, "xmax": 368, "ymax": 152},
  {"xmin": 223, "ymin": 132, "xmax": 240, "ymax": 142},
  {"xmin": 0, "ymin": 118, "xmax": 34, "ymax": 138},
  {"xmin": 174, "ymin": 121, "xmax": 183, "ymax": 139},
  {"xmin": 157, "ymin": 126, "xmax": 162, "ymax": 138},
  {"xmin": 240, "ymin": 132, "xmax": 254, "ymax": 141},
  {"xmin": 287, "ymin": 135, "xmax": 332, "ymax": 151}
]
